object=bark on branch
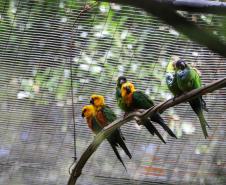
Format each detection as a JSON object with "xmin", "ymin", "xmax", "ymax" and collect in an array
[
  {"xmin": 67, "ymin": 77, "xmax": 226, "ymax": 185},
  {"xmin": 163, "ymin": 0, "xmax": 226, "ymax": 15},
  {"xmin": 99, "ymin": 0, "xmax": 226, "ymax": 58}
]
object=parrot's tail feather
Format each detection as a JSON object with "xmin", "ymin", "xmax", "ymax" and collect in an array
[
  {"xmin": 109, "ymin": 141, "xmax": 127, "ymax": 171},
  {"xmin": 118, "ymin": 140, "xmax": 132, "ymax": 159},
  {"xmin": 113, "ymin": 130, "xmax": 132, "ymax": 159},
  {"xmin": 201, "ymin": 97, "xmax": 208, "ymax": 112},
  {"xmin": 144, "ymin": 119, "xmax": 166, "ymax": 144},
  {"xmin": 151, "ymin": 113, "xmax": 177, "ymax": 139},
  {"xmin": 189, "ymin": 99, "xmax": 209, "ymax": 138},
  {"xmin": 198, "ymin": 112, "xmax": 209, "ymax": 139},
  {"xmin": 141, "ymin": 119, "xmax": 154, "ymax": 135}
]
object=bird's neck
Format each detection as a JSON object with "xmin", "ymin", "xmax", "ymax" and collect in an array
[{"xmin": 95, "ymin": 105, "xmax": 104, "ymax": 111}]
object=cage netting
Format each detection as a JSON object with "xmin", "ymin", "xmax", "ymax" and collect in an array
[{"xmin": 0, "ymin": 0, "xmax": 226, "ymax": 185}]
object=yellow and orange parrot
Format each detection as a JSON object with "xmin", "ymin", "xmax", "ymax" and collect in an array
[
  {"xmin": 82, "ymin": 104, "xmax": 131, "ymax": 170},
  {"xmin": 90, "ymin": 95, "xmax": 132, "ymax": 158},
  {"xmin": 120, "ymin": 82, "xmax": 177, "ymax": 143}
]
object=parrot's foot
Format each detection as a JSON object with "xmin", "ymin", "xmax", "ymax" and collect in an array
[
  {"xmin": 123, "ymin": 112, "xmax": 128, "ymax": 118},
  {"xmin": 173, "ymin": 96, "xmax": 178, "ymax": 101}
]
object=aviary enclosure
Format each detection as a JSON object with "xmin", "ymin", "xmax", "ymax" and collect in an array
[{"xmin": 0, "ymin": 0, "xmax": 226, "ymax": 185}]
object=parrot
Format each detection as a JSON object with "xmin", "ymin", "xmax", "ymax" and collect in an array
[
  {"xmin": 165, "ymin": 57, "xmax": 183, "ymax": 97},
  {"xmin": 120, "ymin": 82, "xmax": 177, "ymax": 143},
  {"xmin": 82, "ymin": 104, "xmax": 130, "ymax": 170},
  {"xmin": 90, "ymin": 94, "xmax": 132, "ymax": 159},
  {"xmin": 116, "ymin": 77, "xmax": 165, "ymax": 142},
  {"xmin": 175, "ymin": 59, "xmax": 209, "ymax": 138},
  {"xmin": 116, "ymin": 76, "xmax": 128, "ymax": 111}
]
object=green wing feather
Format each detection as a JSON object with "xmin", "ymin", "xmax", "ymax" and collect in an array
[
  {"xmin": 91, "ymin": 117, "xmax": 103, "ymax": 135},
  {"xmin": 132, "ymin": 91, "xmax": 154, "ymax": 109},
  {"xmin": 102, "ymin": 106, "xmax": 117, "ymax": 123}
]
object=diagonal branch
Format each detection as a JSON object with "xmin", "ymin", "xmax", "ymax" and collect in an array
[
  {"xmin": 99, "ymin": 0, "xmax": 226, "ymax": 58},
  {"xmin": 162, "ymin": 0, "xmax": 226, "ymax": 15},
  {"xmin": 67, "ymin": 77, "xmax": 226, "ymax": 185}
]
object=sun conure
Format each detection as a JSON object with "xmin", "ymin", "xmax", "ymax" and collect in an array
[
  {"xmin": 82, "ymin": 104, "xmax": 129, "ymax": 170},
  {"xmin": 90, "ymin": 94, "xmax": 132, "ymax": 159},
  {"xmin": 175, "ymin": 59, "xmax": 209, "ymax": 138},
  {"xmin": 116, "ymin": 76, "xmax": 128, "ymax": 111},
  {"xmin": 121, "ymin": 82, "xmax": 177, "ymax": 143}
]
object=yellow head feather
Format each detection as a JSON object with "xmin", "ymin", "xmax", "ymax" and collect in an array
[
  {"xmin": 82, "ymin": 105, "xmax": 95, "ymax": 118},
  {"xmin": 121, "ymin": 82, "xmax": 136, "ymax": 98},
  {"xmin": 90, "ymin": 94, "xmax": 105, "ymax": 109}
]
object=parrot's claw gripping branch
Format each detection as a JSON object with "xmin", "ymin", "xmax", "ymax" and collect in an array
[{"xmin": 67, "ymin": 77, "xmax": 226, "ymax": 185}]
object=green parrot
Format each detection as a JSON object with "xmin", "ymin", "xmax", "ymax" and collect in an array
[
  {"xmin": 82, "ymin": 104, "xmax": 130, "ymax": 170},
  {"xmin": 165, "ymin": 58, "xmax": 183, "ymax": 97},
  {"xmin": 116, "ymin": 76, "xmax": 128, "ymax": 111},
  {"xmin": 121, "ymin": 82, "xmax": 177, "ymax": 143},
  {"xmin": 175, "ymin": 59, "xmax": 209, "ymax": 138}
]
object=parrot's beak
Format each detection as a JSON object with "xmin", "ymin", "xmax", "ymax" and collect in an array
[
  {"xmin": 90, "ymin": 98, "xmax": 94, "ymax": 105},
  {"xmin": 125, "ymin": 86, "xmax": 131, "ymax": 94},
  {"xmin": 81, "ymin": 112, "xmax": 85, "ymax": 118}
]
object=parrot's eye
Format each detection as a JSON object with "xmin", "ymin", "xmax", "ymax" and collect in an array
[{"xmin": 176, "ymin": 60, "xmax": 186, "ymax": 70}]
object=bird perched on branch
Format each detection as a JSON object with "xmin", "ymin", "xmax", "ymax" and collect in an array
[
  {"xmin": 165, "ymin": 57, "xmax": 183, "ymax": 98},
  {"xmin": 120, "ymin": 82, "xmax": 177, "ymax": 143},
  {"xmin": 174, "ymin": 59, "xmax": 210, "ymax": 138},
  {"xmin": 116, "ymin": 76, "xmax": 128, "ymax": 111},
  {"xmin": 82, "ymin": 104, "xmax": 131, "ymax": 170}
]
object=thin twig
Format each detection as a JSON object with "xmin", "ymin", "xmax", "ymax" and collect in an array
[
  {"xmin": 67, "ymin": 77, "xmax": 226, "ymax": 185},
  {"xmin": 68, "ymin": 0, "xmax": 99, "ymax": 174}
]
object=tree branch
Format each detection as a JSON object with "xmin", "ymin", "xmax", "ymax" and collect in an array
[
  {"xmin": 164, "ymin": 0, "xmax": 226, "ymax": 15},
  {"xmin": 99, "ymin": 0, "xmax": 226, "ymax": 58},
  {"xmin": 67, "ymin": 77, "xmax": 226, "ymax": 185}
]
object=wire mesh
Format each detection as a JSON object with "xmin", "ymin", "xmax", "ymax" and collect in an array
[{"xmin": 0, "ymin": 0, "xmax": 226, "ymax": 185}]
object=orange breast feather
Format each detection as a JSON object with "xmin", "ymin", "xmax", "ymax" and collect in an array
[
  {"xmin": 124, "ymin": 93, "xmax": 133, "ymax": 106},
  {"xmin": 96, "ymin": 110, "xmax": 108, "ymax": 127},
  {"xmin": 87, "ymin": 118, "xmax": 93, "ymax": 131}
]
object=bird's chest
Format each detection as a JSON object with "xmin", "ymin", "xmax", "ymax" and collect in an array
[
  {"xmin": 177, "ymin": 70, "xmax": 193, "ymax": 91},
  {"xmin": 96, "ymin": 111, "xmax": 108, "ymax": 127},
  {"xmin": 124, "ymin": 94, "xmax": 133, "ymax": 107},
  {"xmin": 87, "ymin": 117, "xmax": 94, "ymax": 130}
]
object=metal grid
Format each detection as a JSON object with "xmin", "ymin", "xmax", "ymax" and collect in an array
[{"xmin": 0, "ymin": 0, "xmax": 226, "ymax": 185}]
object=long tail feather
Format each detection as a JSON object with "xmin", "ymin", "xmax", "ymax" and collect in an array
[
  {"xmin": 118, "ymin": 139, "xmax": 132, "ymax": 159},
  {"xmin": 109, "ymin": 141, "xmax": 127, "ymax": 171},
  {"xmin": 141, "ymin": 119, "xmax": 154, "ymax": 135},
  {"xmin": 198, "ymin": 112, "xmax": 209, "ymax": 138},
  {"xmin": 114, "ymin": 129, "xmax": 132, "ymax": 159},
  {"xmin": 201, "ymin": 96, "xmax": 208, "ymax": 112},
  {"xmin": 189, "ymin": 99, "xmax": 209, "ymax": 138},
  {"xmin": 151, "ymin": 113, "xmax": 177, "ymax": 139},
  {"xmin": 143, "ymin": 119, "xmax": 166, "ymax": 144}
]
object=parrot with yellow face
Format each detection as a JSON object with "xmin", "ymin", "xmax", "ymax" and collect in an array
[
  {"xmin": 90, "ymin": 94, "xmax": 132, "ymax": 160},
  {"xmin": 120, "ymin": 82, "xmax": 177, "ymax": 143},
  {"xmin": 82, "ymin": 104, "xmax": 130, "ymax": 170}
]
